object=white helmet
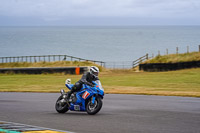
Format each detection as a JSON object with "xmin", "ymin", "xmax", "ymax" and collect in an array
[{"xmin": 90, "ymin": 66, "xmax": 99, "ymax": 78}]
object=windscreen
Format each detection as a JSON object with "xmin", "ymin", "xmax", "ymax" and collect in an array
[{"xmin": 95, "ymin": 80, "xmax": 104, "ymax": 91}]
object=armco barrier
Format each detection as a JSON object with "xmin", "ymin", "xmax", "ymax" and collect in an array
[
  {"xmin": 0, "ymin": 67, "xmax": 88, "ymax": 74},
  {"xmin": 139, "ymin": 61, "xmax": 200, "ymax": 72}
]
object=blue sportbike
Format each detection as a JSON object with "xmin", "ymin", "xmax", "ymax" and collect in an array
[{"xmin": 55, "ymin": 79, "xmax": 104, "ymax": 115}]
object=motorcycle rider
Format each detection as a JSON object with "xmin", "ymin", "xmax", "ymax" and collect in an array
[{"xmin": 66, "ymin": 66, "xmax": 100, "ymax": 100}]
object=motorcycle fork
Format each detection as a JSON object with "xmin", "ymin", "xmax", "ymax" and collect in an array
[{"xmin": 91, "ymin": 96, "xmax": 96, "ymax": 104}]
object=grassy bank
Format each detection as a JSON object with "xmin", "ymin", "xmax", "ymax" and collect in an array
[
  {"xmin": 0, "ymin": 68, "xmax": 200, "ymax": 97},
  {"xmin": 144, "ymin": 52, "xmax": 200, "ymax": 64},
  {"xmin": 0, "ymin": 61, "xmax": 101, "ymax": 68}
]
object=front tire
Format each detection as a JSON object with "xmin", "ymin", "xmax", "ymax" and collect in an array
[
  {"xmin": 55, "ymin": 95, "xmax": 69, "ymax": 113},
  {"xmin": 86, "ymin": 97, "xmax": 102, "ymax": 115}
]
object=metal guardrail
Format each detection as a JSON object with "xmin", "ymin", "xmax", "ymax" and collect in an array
[{"xmin": 0, "ymin": 55, "xmax": 105, "ymax": 67}]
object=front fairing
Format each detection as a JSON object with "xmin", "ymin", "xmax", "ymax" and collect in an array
[
  {"xmin": 93, "ymin": 80, "xmax": 104, "ymax": 98},
  {"xmin": 95, "ymin": 80, "xmax": 104, "ymax": 91}
]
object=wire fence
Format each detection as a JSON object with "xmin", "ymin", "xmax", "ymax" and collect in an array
[
  {"xmin": 0, "ymin": 55, "xmax": 105, "ymax": 67},
  {"xmin": 156, "ymin": 45, "xmax": 200, "ymax": 57},
  {"xmin": 104, "ymin": 61, "xmax": 133, "ymax": 69}
]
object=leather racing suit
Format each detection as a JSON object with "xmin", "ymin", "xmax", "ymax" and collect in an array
[{"xmin": 67, "ymin": 72, "xmax": 99, "ymax": 99}]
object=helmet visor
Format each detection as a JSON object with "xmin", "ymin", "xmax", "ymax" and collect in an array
[{"xmin": 93, "ymin": 72, "xmax": 98, "ymax": 76}]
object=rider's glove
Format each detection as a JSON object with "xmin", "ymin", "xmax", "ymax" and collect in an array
[{"xmin": 91, "ymin": 84, "xmax": 95, "ymax": 88}]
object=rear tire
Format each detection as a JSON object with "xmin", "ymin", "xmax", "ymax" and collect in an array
[
  {"xmin": 55, "ymin": 95, "xmax": 69, "ymax": 113},
  {"xmin": 86, "ymin": 97, "xmax": 102, "ymax": 115}
]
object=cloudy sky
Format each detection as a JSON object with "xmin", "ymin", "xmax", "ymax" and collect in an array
[{"xmin": 0, "ymin": 0, "xmax": 200, "ymax": 26}]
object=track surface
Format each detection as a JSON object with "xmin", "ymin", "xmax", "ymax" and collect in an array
[{"xmin": 0, "ymin": 93, "xmax": 200, "ymax": 133}]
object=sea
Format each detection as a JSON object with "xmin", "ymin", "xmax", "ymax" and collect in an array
[{"xmin": 0, "ymin": 26, "xmax": 200, "ymax": 68}]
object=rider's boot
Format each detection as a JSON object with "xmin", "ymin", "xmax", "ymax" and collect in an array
[{"xmin": 66, "ymin": 86, "xmax": 76, "ymax": 100}]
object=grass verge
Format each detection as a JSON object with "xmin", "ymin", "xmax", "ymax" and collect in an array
[
  {"xmin": 0, "ymin": 61, "xmax": 104, "ymax": 71},
  {"xmin": 0, "ymin": 68, "xmax": 200, "ymax": 97},
  {"xmin": 144, "ymin": 52, "xmax": 200, "ymax": 63}
]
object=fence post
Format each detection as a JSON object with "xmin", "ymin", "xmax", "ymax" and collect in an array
[
  {"xmin": 53, "ymin": 55, "xmax": 55, "ymax": 61},
  {"xmin": 146, "ymin": 53, "xmax": 148, "ymax": 60},
  {"xmin": 58, "ymin": 55, "xmax": 60, "ymax": 61},
  {"xmin": 176, "ymin": 47, "xmax": 178, "ymax": 54},
  {"xmin": 63, "ymin": 55, "xmax": 67, "ymax": 61},
  {"xmin": 166, "ymin": 49, "xmax": 168, "ymax": 55},
  {"xmin": 199, "ymin": 45, "xmax": 200, "ymax": 52},
  {"xmin": 48, "ymin": 55, "xmax": 50, "ymax": 62},
  {"xmin": 187, "ymin": 46, "xmax": 189, "ymax": 53},
  {"xmin": 34, "ymin": 56, "xmax": 36, "ymax": 62}
]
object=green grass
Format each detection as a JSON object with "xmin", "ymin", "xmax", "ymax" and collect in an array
[
  {"xmin": 102, "ymin": 69, "xmax": 200, "ymax": 96},
  {"xmin": 144, "ymin": 52, "xmax": 200, "ymax": 63},
  {"xmin": 1, "ymin": 68, "xmax": 200, "ymax": 97},
  {"xmin": 0, "ymin": 73, "xmax": 81, "ymax": 93}
]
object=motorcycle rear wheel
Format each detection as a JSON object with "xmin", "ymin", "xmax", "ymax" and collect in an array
[
  {"xmin": 86, "ymin": 97, "xmax": 102, "ymax": 115},
  {"xmin": 55, "ymin": 95, "xmax": 69, "ymax": 113}
]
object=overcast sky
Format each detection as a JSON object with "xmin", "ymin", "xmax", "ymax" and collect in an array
[{"xmin": 0, "ymin": 0, "xmax": 200, "ymax": 26}]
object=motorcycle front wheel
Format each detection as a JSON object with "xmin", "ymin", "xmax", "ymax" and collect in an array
[
  {"xmin": 86, "ymin": 97, "xmax": 102, "ymax": 115},
  {"xmin": 55, "ymin": 95, "xmax": 69, "ymax": 113}
]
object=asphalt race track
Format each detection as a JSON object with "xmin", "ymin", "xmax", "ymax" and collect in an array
[{"xmin": 0, "ymin": 92, "xmax": 200, "ymax": 133}]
